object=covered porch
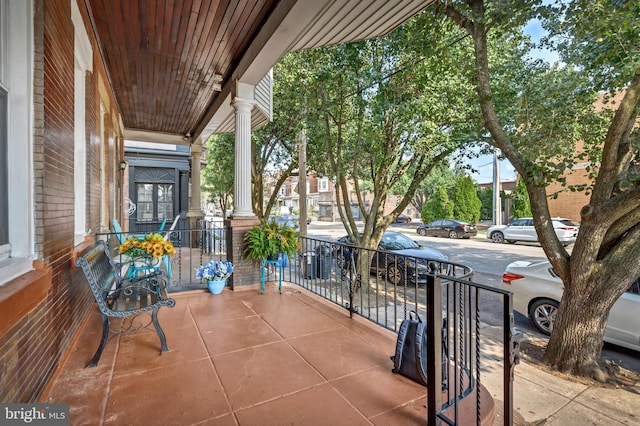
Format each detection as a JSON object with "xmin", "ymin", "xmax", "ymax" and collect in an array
[
  {"xmin": 1, "ymin": 0, "xmax": 517, "ymax": 422},
  {"xmin": 43, "ymin": 285, "xmax": 495, "ymax": 425}
]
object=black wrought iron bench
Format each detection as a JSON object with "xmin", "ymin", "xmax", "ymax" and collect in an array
[{"xmin": 75, "ymin": 240, "xmax": 175, "ymax": 367}]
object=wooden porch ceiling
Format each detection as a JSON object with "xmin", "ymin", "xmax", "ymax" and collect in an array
[
  {"xmin": 85, "ymin": 0, "xmax": 279, "ymax": 139},
  {"xmin": 84, "ymin": 0, "xmax": 435, "ymax": 143}
]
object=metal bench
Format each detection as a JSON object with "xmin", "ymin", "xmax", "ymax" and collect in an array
[{"xmin": 75, "ymin": 240, "xmax": 175, "ymax": 367}]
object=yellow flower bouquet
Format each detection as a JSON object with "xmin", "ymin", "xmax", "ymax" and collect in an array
[{"xmin": 118, "ymin": 233, "xmax": 177, "ymax": 259}]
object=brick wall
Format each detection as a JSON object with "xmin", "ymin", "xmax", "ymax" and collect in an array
[
  {"xmin": 0, "ymin": 0, "xmax": 122, "ymax": 403},
  {"xmin": 226, "ymin": 217, "xmax": 262, "ymax": 289},
  {"xmin": 546, "ymin": 166, "xmax": 591, "ymax": 223}
]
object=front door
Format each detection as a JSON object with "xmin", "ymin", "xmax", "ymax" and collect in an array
[{"xmin": 134, "ymin": 182, "xmax": 174, "ymax": 233}]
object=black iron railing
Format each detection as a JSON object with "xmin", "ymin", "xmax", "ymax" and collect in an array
[
  {"xmin": 96, "ymin": 219, "xmax": 228, "ymax": 291},
  {"xmin": 285, "ymin": 236, "xmax": 519, "ymax": 426}
]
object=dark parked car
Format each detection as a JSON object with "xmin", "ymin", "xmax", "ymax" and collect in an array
[
  {"xmin": 416, "ymin": 219, "xmax": 477, "ymax": 239},
  {"xmin": 332, "ymin": 231, "xmax": 448, "ymax": 285},
  {"xmin": 394, "ymin": 214, "xmax": 412, "ymax": 224}
]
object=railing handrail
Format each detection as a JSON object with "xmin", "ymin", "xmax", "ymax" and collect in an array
[{"xmin": 295, "ymin": 235, "xmax": 516, "ymax": 426}]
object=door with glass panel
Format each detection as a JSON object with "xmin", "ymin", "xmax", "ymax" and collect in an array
[{"xmin": 136, "ymin": 183, "xmax": 174, "ymax": 232}]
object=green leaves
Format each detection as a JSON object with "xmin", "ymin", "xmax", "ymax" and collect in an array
[
  {"xmin": 243, "ymin": 220, "xmax": 300, "ymax": 260},
  {"xmin": 542, "ymin": 0, "xmax": 640, "ymax": 90},
  {"xmin": 422, "ymin": 187, "xmax": 454, "ymax": 223},
  {"xmin": 510, "ymin": 177, "xmax": 532, "ymax": 219},
  {"xmin": 202, "ymin": 133, "xmax": 234, "ymax": 212},
  {"xmin": 452, "ymin": 175, "xmax": 482, "ymax": 223}
]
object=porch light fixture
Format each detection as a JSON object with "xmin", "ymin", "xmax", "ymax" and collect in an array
[
  {"xmin": 119, "ymin": 160, "xmax": 127, "ymax": 171},
  {"xmin": 212, "ymin": 74, "xmax": 223, "ymax": 92}
]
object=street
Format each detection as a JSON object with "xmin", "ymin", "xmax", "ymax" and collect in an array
[{"xmin": 306, "ymin": 220, "xmax": 640, "ymax": 373}]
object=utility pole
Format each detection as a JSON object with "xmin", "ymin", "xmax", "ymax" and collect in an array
[
  {"xmin": 298, "ymin": 126, "xmax": 308, "ymax": 242},
  {"xmin": 493, "ymin": 148, "xmax": 502, "ymax": 225}
]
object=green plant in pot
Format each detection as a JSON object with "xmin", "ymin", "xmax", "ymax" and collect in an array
[{"xmin": 244, "ymin": 220, "xmax": 299, "ymax": 261}]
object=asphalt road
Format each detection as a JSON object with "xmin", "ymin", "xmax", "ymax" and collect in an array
[{"xmin": 307, "ymin": 220, "xmax": 640, "ymax": 373}]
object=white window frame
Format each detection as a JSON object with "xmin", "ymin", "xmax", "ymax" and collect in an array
[
  {"xmin": 318, "ymin": 177, "xmax": 329, "ymax": 192},
  {"xmin": 0, "ymin": 0, "xmax": 34, "ymax": 285},
  {"xmin": 71, "ymin": 0, "xmax": 93, "ymax": 246}
]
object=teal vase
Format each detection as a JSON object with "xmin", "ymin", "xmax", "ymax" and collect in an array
[{"xmin": 207, "ymin": 279, "xmax": 226, "ymax": 294}]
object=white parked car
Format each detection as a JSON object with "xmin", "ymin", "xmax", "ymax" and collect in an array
[
  {"xmin": 501, "ymin": 260, "xmax": 640, "ymax": 352},
  {"xmin": 487, "ymin": 217, "xmax": 578, "ymax": 246}
]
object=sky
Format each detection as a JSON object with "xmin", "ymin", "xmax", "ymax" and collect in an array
[{"xmin": 468, "ymin": 152, "xmax": 517, "ymax": 184}]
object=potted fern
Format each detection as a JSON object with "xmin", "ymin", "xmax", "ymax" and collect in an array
[{"xmin": 244, "ymin": 220, "xmax": 299, "ymax": 262}]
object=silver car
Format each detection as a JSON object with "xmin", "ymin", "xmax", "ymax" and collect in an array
[
  {"xmin": 501, "ymin": 260, "xmax": 640, "ymax": 352},
  {"xmin": 487, "ymin": 217, "xmax": 578, "ymax": 246}
]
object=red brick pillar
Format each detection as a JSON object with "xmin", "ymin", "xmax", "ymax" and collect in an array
[{"xmin": 225, "ymin": 216, "xmax": 261, "ymax": 290}]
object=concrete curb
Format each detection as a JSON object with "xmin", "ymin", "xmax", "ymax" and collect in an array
[{"xmin": 480, "ymin": 325, "xmax": 640, "ymax": 426}]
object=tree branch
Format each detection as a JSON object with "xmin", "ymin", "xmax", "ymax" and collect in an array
[{"xmin": 591, "ymin": 72, "xmax": 640, "ymax": 203}]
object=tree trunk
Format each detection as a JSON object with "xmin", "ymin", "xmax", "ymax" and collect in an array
[
  {"xmin": 544, "ymin": 273, "xmax": 615, "ymax": 381},
  {"xmin": 543, "ymin": 218, "xmax": 635, "ymax": 379},
  {"xmin": 437, "ymin": 0, "xmax": 640, "ymax": 380}
]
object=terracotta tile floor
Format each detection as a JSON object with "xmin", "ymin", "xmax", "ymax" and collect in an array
[{"xmin": 44, "ymin": 284, "xmax": 443, "ymax": 425}]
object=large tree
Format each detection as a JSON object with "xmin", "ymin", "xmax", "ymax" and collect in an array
[
  {"xmin": 251, "ymin": 54, "xmax": 310, "ymax": 220},
  {"xmin": 452, "ymin": 175, "xmax": 482, "ymax": 223},
  {"xmin": 477, "ymin": 186, "xmax": 493, "ymax": 220},
  {"xmin": 422, "ymin": 186, "xmax": 454, "ymax": 223},
  {"xmin": 432, "ymin": 0, "xmax": 640, "ymax": 379},
  {"xmin": 394, "ymin": 162, "xmax": 457, "ymax": 214},
  {"xmin": 299, "ymin": 23, "xmax": 476, "ymax": 254},
  {"xmin": 510, "ymin": 177, "xmax": 532, "ymax": 219}
]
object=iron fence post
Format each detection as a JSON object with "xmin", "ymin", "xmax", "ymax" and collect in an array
[
  {"xmin": 503, "ymin": 292, "xmax": 521, "ymax": 426},
  {"xmin": 426, "ymin": 274, "xmax": 443, "ymax": 425}
]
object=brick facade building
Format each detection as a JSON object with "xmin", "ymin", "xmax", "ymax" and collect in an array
[{"xmin": 0, "ymin": 0, "xmax": 124, "ymax": 402}]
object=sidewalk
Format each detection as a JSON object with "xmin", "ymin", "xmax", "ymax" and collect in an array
[
  {"xmin": 310, "ymin": 220, "xmax": 640, "ymax": 424},
  {"xmin": 481, "ymin": 325, "xmax": 640, "ymax": 426}
]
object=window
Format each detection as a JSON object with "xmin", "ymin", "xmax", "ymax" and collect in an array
[
  {"xmin": 0, "ymin": 1, "xmax": 7, "ymax": 252},
  {"xmin": 0, "ymin": 0, "xmax": 34, "ymax": 284},
  {"xmin": 0, "ymin": 87, "xmax": 7, "ymax": 247},
  {"xmin": 72, "ymin": 0, "xmax": 93, "ymax": 245},
  {"xmin": 136, "ymin": 183, "xmax": 174, "ymax": 222},
  {"xmin": 318, "ymin": 177, "xmax": 329, "ymax": 192}
]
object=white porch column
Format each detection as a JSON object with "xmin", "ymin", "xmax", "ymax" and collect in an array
[
  {"xmin": 187, "ymin": 138, "xmax": 205, "ymax": 223},
  {"xmin": 231, "ymin": 82, "xmax": 256, "ymax": 217}
]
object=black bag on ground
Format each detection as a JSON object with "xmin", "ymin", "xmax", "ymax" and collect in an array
[{"xmin": 390, "ymin": 310, "xmax": 428, "ymax": 386}]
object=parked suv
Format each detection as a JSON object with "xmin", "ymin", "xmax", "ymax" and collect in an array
[{"xmin": 487, "ymin": 217, "xmax": 578, "ymax": 246}]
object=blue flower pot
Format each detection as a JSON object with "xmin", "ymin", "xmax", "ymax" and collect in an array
[{"xmin": 207, "ymin": 279, "xmax": 226, "ymax": 295}]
